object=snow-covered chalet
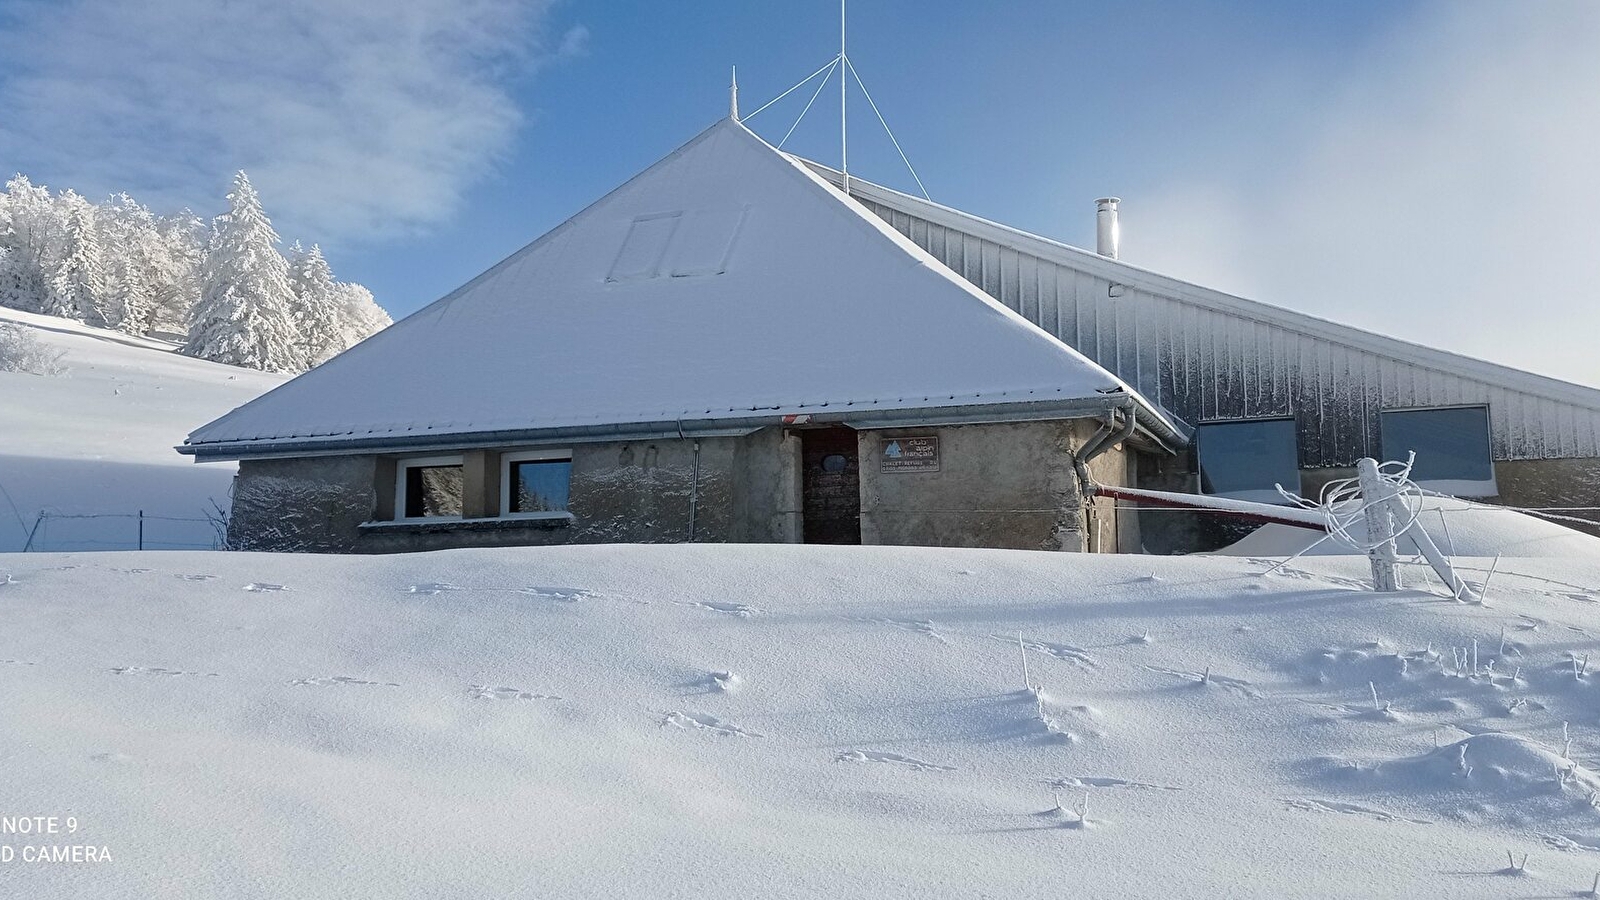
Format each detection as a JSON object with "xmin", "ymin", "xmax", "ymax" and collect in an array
[
  {"xmin": 183, "ymin": 114, "xmax": 1600, "ymax": 553},
  {"xmin": 181, "ymin": 118, "xmax": 1180, "ymax": 553}
]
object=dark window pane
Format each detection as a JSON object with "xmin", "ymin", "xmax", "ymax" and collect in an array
[
  {"xmin": 1197, "ymin": 418, "xmax": 1299, "ymax": 503},
  {"xmin": 511, "ymin": 460, "xmax": 571, "ymax": 513},
  {"xmin": 404, "ymin": 465, "xmax": 463, "ymax": 518},
  {"xmin": 820, "ymin": 454, "xmax": 848, "ymax": 473},
  {"xmin": 1380, "ymin": 407, "xmax": 1493, "ymax": 487}
]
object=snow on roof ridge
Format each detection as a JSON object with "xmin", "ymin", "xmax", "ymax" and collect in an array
[{"xmin": 185, "ymin": 117, "xmax": 1177, "ymax": 454}]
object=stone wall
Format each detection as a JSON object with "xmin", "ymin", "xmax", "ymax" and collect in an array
[{"xmin": 856, "ymin": 420, "xmax": 1101, "ymax": 552}]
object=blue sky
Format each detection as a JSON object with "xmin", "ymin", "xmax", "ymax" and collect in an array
[{"xmin": 4, "ymin": 1, "xmax": 1599, "ymax": 384}]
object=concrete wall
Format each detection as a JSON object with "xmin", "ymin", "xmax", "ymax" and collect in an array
[{"xmin": 856, "ymin": 421, "xmax": 1105, "ymax": 552}]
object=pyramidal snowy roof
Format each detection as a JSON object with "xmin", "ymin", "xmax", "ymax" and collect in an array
[{"xmin": 184, "ymin": 119, "xmax": 1173, "ymax": 457}]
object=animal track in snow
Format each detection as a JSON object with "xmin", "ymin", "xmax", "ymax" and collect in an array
[
  {"xmin": 1049, "ymin": 776, "xmax": 1181, "ymax": 792},
  {"xmin": 290, "ymin": 675, "xmax": 400, "ymax": 687},
  {"xmin": 1001, "ymin": 636, "xmax": 1095, "ymax": 668},
  {"xmin": 684, "ymin": 600, "xmax": 760, "ymax": 618},
  {"xmin": 404, "ymin": 583, "xmax": 461, "ymax": 595},
  {"xmin": 835, "ymin": 750, "xmax": 954, "ymax": 771},
  {"xmin": 871, "ymin": 618, "xmax": 947, "ymax": 641},
  {"xmin": 1, "ymin": 659, "xmax": 35, "ymax": 667},
  {"xmin": 1141, "ymin": 664, "xmax": 1263, "ymax": 699},
  {"xmin": 468, "ymin": 685, "xmax": 560, "ymax": 701},
  {"xmin": 174, "ymin": 573, "xmax": 216, "ymax": 582},
  {"xmin": 660, "ymin": 710, "xmax": 761, "ymax": 737},
  {"xmin": 516, "ymin": 586, "xmax": 594, "ymax": 602},
  {"xmin": 1541, "ymin": 833, "xmax": 1600, "ymax": 853},
  {"xmin": 111, "ymin": 666, "xmax": 217, "ymax": 677},
  {"xmin": 243, "ymin": 582, "xmax": 288, "ymax": 593},
  {"xmin": 1281, "ymin": 798, "xmax": 1432, "ymax": 825}
]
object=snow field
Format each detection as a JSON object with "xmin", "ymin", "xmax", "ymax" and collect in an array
[{"xmin": 6, "ymin": 544, "xmax": 1600, "ymax": 896}]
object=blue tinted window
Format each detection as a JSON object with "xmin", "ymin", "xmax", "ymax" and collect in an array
[
  {"xmin": 511, "ymin": 460, "xmax": 572, "ymax": 513},
  {"xmin": 1197, "ymin": 418, "xmax": 1299, "ymax": 503},
  {"xmin": 1380, "ymin": 407, "xmax": 1493, "ymax": 488}
]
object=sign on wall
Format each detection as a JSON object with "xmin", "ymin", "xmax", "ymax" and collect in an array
[{"xmin": 881, "ymin": 436, "xmax": 940, "ymax": 473}]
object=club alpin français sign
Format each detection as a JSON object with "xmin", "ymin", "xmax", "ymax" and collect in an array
[{"xmin": 881, "ymin": 436, "xmax": 939, "ymax": 473}]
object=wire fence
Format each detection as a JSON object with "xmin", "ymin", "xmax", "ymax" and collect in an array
[{"xmin": 20, "ymin": 510, "xmax": 226, "ymax": 552}]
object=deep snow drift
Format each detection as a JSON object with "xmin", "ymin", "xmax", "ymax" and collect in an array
[
  {"xmin": 1217, "ymin": 494, "xmax": 1600, "ymax": 559},
  {"xmin": 0, "ymin": 307, "xmax": 283, "ymax": 551},
  {"xmin": 7, "ymin": 543, "xmax": 1600, "ymax": 897}
]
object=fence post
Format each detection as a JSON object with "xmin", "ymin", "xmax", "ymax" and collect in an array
[
  {"xmin": 1356, "ymin": 458, "xmax": 1401, "ymax": 592},
  {"xmin": 137, "ymin": 510, "xmax": 144, "ymax": 551},
  {"xmin": 22, "ymin": 511, "xmax": 44, "ymax": 552}
]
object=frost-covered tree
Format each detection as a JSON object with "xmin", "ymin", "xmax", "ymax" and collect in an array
[
  {"xmin": 287, "ymin": 241, "xmax": 341, "ymax": 364},
  {"xmin": 46, "ymin": 195, "xmax": 108, "ymax": 326},
  {"xmin": 97, "ymin": 194, "xmax": 159, "ymax": 333},
  {"xmin": 183, "ymin": 172, "xmax": 302, "ymax": 372},
  {"xmin": 329, "ymin": 281, "xmax": 392, "ymax": 356},
  {"xmin": 147, "ymin": 211, "xmax": 205, "ymax": 335},
  {"xmin": 0, "ymin": 175, "xmax": 62, "ymax": 314}
]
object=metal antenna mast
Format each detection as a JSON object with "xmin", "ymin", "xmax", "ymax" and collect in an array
[{"xmin": 840, "ymin": 0, "xmax": 849, "ymax": 194}]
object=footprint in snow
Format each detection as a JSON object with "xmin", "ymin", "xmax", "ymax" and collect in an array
[
  {"xmin": 1141, "ymin": 664, "xmax": 1263, "ymax": 699},
  {"xmin": 683, "ymin": 600, "xmax": 760, "ymax": 618},
  {"xmin": 175, "ymin": 573, "xmax": 216, "ymax": 582},
  {"xmin": 1280, "ymin": 798, "xmax": 1431, "ymax": 825},
  {"xmin": 1540, "ymin": 832, "xmax": 1600, "ymax": 853},
  {"xmin": 835, "ymin": 750, "xmax": 954, "ymax": 771},
  {"xmin": 1001, "ymin": 635, "xmax": 1095, "ymax": 668},
  {"xmin": 468, "ymin": 685, "xmax": 561, "ymax": 701},
  {"xmin": 516, "ymin": 586, "xmax": 594, "ymax": 602},
  {"xmin": 111, "ymin": 666, "xmax": 217, "ymax": 677},
  {"xmin": 290, "ymin": 675, "xmax": 400, "ymax": 687},
  {"xmin": 243, "ymin": 582, "xmax": 288, "ymax": 593},
  {"xmin": 871, "ymin": 618, "xmax": 947, "ymax": 642},
  {"xmin": 660, "ymin": 710, "xmax": 760, "ymax": 737},
  {"xmin": 1, "ymin": 659, "xmax": 35, "ymax": 667},
  {"xmin": 0, "ymin": 573, "xmax": 16, "ymax": 587},
  {"xmin": 404, "ymin": 583, "xmax": 462, "ymax": 595},
  {"xmin": 1049, "ymin": 776, "xmax": 1181, "ymax": 792}
]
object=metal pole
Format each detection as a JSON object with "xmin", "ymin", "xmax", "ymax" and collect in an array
[
  {"xmin": 839, "ymin": 0, "xmax": 848, "ymax": 194},
  {"xmin": 22, "ymin": 511, "xmax": 43, "ymax": 552},
  {"xmin": 1356, "ymin": 458, "xmax": 1401, "ymax": 592},
  {"xmin": 138, "ymin": 509, "xmax": 144, "ymax": 551}
]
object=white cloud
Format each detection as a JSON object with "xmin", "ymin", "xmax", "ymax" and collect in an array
[
  {"xmin": 0, "ymin": 0, "xmax": 578, "ymax": 242},
  {"xmin": 1133, "ymin": 1, "xmax": 1600, "ymax": 387}
]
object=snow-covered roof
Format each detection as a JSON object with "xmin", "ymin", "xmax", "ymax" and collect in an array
[{"xmin": 183, "ymin": 118, "xmax": 1175, "ymax": 458}]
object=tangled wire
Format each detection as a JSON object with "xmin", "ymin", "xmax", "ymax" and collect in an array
[{"xmin": 1277, "ymin": 452, "xmax": 1424, "ymax": 554}]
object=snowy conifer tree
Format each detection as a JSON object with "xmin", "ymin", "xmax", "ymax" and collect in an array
[
  {"xmin": 183, "ymin": 172, "xmax": 302, "ymax": 372},
  {"xmin": 46, "ymin": 197, "xmax": 108, "ymax": 326},
  {"xmin": 329, "ymin": 282, "xmax": 392, "ymax": 356},
  {"xmin": 287, "ymin": 242, "xmax": 342, "ymax": 365}
]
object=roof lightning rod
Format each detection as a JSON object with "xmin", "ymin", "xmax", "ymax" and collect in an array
[{"xmin": 840, "ymin": 0, "xmax": 849, "ymax": 194}]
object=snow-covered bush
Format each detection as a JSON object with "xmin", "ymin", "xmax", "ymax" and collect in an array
[{"xmin": 0, "ymin": 322, "xmax": 66, "ymax": 375}]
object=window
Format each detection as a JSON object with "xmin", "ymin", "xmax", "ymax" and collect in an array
[
  {"xmin": 606, "ymin": 208, "xmax": 746, "ymax": 282},
  {"xmin": 396, "ymin": 455, "xmax": 464, "ymax": 520},
  {"xmin": 500, "ymin": 449, "xmax": 574, "ymax": 517},
  {"xmin": 1380, "ymin": 406, "xmax": 1495, "ymax": 496},
  {"xmin": 1197, "ymin": 418, "xmax": 1300, "ymax": 503}
]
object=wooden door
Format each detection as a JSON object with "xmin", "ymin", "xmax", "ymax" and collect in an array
[{"xmin": 801, "ymin": 426, "xmax": 861, "ymax": 545}]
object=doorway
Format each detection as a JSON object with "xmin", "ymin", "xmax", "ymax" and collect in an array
[{"xmin": 800, "ymin": 426, "xmax": 861, "ymax": 544}]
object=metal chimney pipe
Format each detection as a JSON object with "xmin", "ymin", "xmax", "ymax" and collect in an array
[{"xmin": 1095, "ymin": 197, "xmax": 1120, "ymax": 259}]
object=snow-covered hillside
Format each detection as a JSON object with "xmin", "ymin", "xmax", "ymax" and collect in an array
[
  {"xmin": 6, "ymin": 543, "xmax": 1600, "ymax": 897},
  {"xmin": 0, "ymin": 307, "xmax": 284, "ymax": 551}
]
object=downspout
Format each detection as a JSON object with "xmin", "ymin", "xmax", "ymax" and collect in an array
[
  {"xmin": 1072, "ymin": 404, "xmax": 1137, "ymax": 553},
  {"xmin": 678, "ymin": 419, "xmax": 700, "ymax": 542}
]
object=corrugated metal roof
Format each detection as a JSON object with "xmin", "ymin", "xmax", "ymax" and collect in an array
[{"xmin": 800, "ymin": 160, "xmax": 1600, "ymax": 465}]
